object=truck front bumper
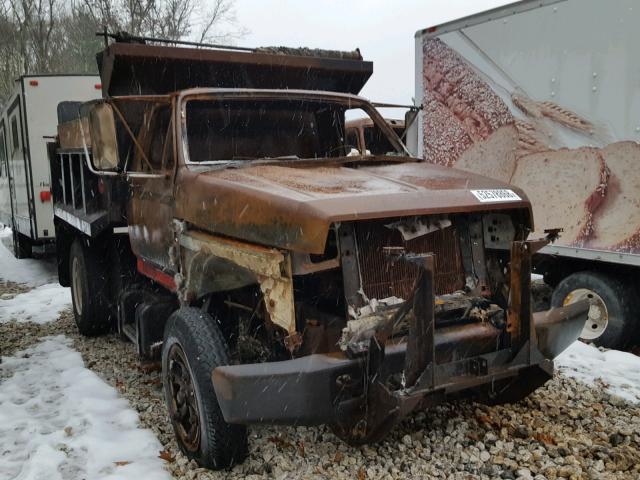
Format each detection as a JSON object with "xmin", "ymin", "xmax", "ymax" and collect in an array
[
  {"xmin": 212, "ymin": 302, "xmax": 587, "ymax": 426},
  {"xmin": 213, "ymin": 237, "xmax": 589, "ymax": 442}
]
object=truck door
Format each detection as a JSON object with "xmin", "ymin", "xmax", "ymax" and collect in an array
[{"xmin": 126, "ymin": 101, "xmax": 176, "ymax": 271}]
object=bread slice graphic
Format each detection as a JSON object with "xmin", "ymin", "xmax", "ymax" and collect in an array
[
  {"xmin": 510, "ymin": 148, "xmax": 609, "ymax": 245},
  {"xmin": 586, "ymin": 141, "xmax": 640, "ymax": 252}
]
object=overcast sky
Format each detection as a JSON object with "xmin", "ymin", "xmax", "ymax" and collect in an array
[{"xmin": 234, "ymin": 0, "xmax": 514, "ymax": 112}]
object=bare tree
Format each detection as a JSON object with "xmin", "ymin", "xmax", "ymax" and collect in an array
[
  {"xmin": 78, "ymin": 0, "xmax": 244, "ymax": 42},
  {"xmin": 0, "ymin": 0, "xmax": 246, "ymax": 105}
]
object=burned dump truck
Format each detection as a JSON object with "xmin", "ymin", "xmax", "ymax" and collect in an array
[{"xmin": 49, "ymin": 37, "xmax": 590, "ymax": 469}]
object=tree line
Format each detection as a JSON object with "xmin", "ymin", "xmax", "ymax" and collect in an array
[{"xmin": 0, "ymin": 0, "xmax": 244, "ymax": 105}]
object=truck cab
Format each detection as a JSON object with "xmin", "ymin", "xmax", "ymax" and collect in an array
[{"xmin": 50, "ymin": 39, "xmax": 589, "ymax": 470}]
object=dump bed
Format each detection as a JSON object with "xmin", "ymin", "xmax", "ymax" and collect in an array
[
  {"xmin": 98, "ymin": 42, "xmax": 373, "ymax": 96},
  {"xmin": 411, "ymin": 0, "xmax": 640, "ymax": 265}
]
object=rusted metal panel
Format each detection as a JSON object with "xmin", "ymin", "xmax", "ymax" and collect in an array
[
  {"xmin": 338, "ymin": 223, "xmax": 364, "ymax": 308},
  {"xmin": 180, "ymin": 230, "xmax": 285, "ymax": 277},
  {"xmin": 179, "ymin": 230, "xmax": 296, "ymax": 335},
  {"xmin": 176, "ymin": 161, "xmax": 532, "ymax": 255},
  {"xmin": 403, "ymin": 255, "xmax": 435, "ymax": 389},
  {"xmin": 507, "ymin": 240, "xmax": 536, "ymax": 353},
  {"xmin": 468, "ymin": 216, "xmax": 490, "ymax": 296},
  {"xmin": 97, "ymin": 42, "xmax": 373, "ymax": 97}
]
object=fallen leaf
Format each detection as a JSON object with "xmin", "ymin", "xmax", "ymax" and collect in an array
[
  {"xmin": 63, "ymin": 426, "xmax": 73, "ymax": 437},
  {"xmin": 140, "ymin": 362, "xmax": 162, "ymax": 373},
  {"xmin": 476, "ymin": 413, "xmax": 498, "ymax": 428},
  {"xmin": 333, "ymin": 451, "xmax": 344, "ymax": 463},
  {"xmin": 297, "ymin": 440, "xmax": 305, "ymax": 457},
  {"xmin": 268, "ymin": 436, "xmax": 293, "ymax": 449},
  {"xmin": 358, "ymin": 466, "xmax": 366, "ymax": 480},
  {"xmin": 158, "ymin": 449, "xmax": 175, "ymax": 463},
  {"xmin": 467, "ymin": 431, "xmax": 480, "ymax": 441},
  {"xmin": 534, "ymin": 432, "xmax": 556, "ymax": 445},
  {"xmin": 114, "ymin": 461, "xmax": 131, "ymax": 467}
]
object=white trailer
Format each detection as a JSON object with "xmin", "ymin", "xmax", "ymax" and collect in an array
[
  {"xmin": 410, "ymin": 0, "xmax": 640, "ymax": 349},
  {"xmin": 0, "ymin": 75, "xmax": 100, "ymax": 257}
]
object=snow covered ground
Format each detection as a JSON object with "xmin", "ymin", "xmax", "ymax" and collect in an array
[
  {"xmin": 0, "ymin": 226, "xmax": 58, "ymax": 286},
  {"xmin": 0, "ymin": 227, "xmax": 71, "ymax": 324},
  {"xmin": 0, "ymin": 283, "xmax": 71, "ymax": 324},
  {"xmin": 0, "ymin": 336, "xmax": 170, "ymax": 480},
  {"xmin": 556, "ymin": 340, "xmax": 640, "ymax": 404},
  {"xmin": 0, "ymin": 226, "xmax": 170, "ymax": 478}
]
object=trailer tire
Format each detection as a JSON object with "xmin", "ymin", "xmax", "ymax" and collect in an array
[
  {"xmin": 13, "ymin": 232, "xmax": 32, "ymax": 259},
  {"xmin": 69, "ymin": 239, "xmax": 111, "ymax": 336},
  {"xmin": 551, "ymin": 271, "xmax": 636, "ymax": 349},
  {"xmin": 162, "ymin": 307, "xmax": 247, "ymax": 470}
]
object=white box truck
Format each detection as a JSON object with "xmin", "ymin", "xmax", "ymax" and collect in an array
[
  {"xmin": 409, "ymin": 0, "xmax": 640, "ymax": 349},
  {"xmin": 0, "ymin": 75, "xmax": 100, "ymax": 257}
]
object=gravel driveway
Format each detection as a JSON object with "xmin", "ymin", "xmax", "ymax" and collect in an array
[{"xmin": 2, "ymin": 281, "xmax": 639, "ymax": 480}]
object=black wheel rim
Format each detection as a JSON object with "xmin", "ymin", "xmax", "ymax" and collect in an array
[{"xmin": 167, "ymin": 344, "xmax": 201, "ymax": 452}]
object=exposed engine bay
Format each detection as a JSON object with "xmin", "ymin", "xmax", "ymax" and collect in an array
[{"xmin": 287, "ymin": 211, "xmax": 523, "ymax": 359}]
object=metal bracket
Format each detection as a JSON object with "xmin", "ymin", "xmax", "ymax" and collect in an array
[
  {"xmin": 339, "ymin": 223, "xmax": 366, "ymax": 309},
  {"xmin": 403, "ymin": 254, "xmax": 436, "ymax": 390}
]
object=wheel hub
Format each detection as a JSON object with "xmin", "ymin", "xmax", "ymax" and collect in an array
[
  {"xmin": 563, "ymin": 288, "xmax": 608, "ymax": 341},
  {"xmin": 167, "ymin": 344, "xmax": 201, "ymax": 452}
]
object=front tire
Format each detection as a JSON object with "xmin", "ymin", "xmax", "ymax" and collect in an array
[
  {"xmin": 69, "ymin": 239, "xmax": 111, "ymax": 336},
  {"xmin": 551, "ymin": 271, "xmax": 636, "ymax": 349},
  {"xmin": 162, "ymin": 307, "xmax": 247, "ymax": 469}
]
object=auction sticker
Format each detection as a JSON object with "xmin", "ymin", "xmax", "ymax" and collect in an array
[{"xmin": 470, "ymin": 189, "xmax": 521, "ymax": 203}]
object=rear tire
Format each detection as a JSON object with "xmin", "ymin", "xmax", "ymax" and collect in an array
[
  {"xmin": 162, "ymin": 307, "xmax": 247, "ymax": 469},
  {"xmin": 69, "ymin": 239, "xmax": 111, "ymax": 336},
  {"xmin": 551, "ymin": 271, "xmax": 636, "ymax": 349}
]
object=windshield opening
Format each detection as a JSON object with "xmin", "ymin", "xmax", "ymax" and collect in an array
[{"xmin": 183, "ymin": 97, "xmax": 402, "ymax": 163}]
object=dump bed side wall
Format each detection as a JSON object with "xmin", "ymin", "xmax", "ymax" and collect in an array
[{"xmin": 413, "ymin": 0, "xmax": 640, "ymax": 261}]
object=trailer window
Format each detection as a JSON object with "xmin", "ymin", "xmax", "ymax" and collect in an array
[{"xmin": 10, "ymin": 117, "xmax": 19, "ymax": 153}]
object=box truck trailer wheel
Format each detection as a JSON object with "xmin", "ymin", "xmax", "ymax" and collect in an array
[
  {"xmin": 551, "ymin": 271, "xmax": 637, "ymax": 349},
  {"xmin": 69, "ymin": 239, "xmax": 111, "ymax": 336},
  {"xmin": 162, "ymin": 307, "xmax": 248, "ymax": 469}
]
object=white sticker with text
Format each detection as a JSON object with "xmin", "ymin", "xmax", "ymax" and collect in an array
[{"xmin": 470, "ymin": 189, "xmax": 521, "ymax": 203}]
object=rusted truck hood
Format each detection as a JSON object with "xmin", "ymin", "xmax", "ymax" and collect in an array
[{"xmin": 176, "ymin": 160, "xmax": 531, "ymax": 253}]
